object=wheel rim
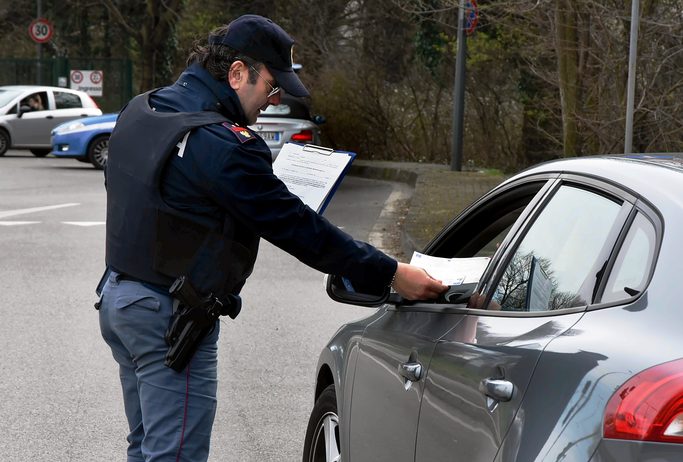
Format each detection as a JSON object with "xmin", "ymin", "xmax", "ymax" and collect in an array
[
  {"xmin": 92, "ymin": 139, "xmax": 109, "ymax": 167},
  {"xmin": 311, "ymin": 411, "xmax": 340, "ymax": 462}
]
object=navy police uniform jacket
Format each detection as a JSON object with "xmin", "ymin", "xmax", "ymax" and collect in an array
[{"xmin": 104, "ymin": 64, "xmax": 397, "ymax": 315}]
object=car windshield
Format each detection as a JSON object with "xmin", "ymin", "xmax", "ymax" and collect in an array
[{"xmin": 0, "ymin": 89, "xmax": 22, "ymax": 107}]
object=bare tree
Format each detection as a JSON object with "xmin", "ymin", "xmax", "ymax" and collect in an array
[{"xmin": 101, "ymin": 0, "xmax": 184, "ymax": 90}]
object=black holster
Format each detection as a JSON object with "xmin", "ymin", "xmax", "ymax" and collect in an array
[{"xmin": 164, "ymin": 276, "xmax": 227, "ymax": 372}]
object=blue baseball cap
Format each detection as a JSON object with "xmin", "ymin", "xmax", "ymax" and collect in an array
[{"xmin": 209, "ymin": 15, "xmax": 310, "ymax": 98}]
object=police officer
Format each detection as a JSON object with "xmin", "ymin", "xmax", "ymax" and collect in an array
[{"xmin": 98, "ymin": 14, "xmax": 447, "ymax": 462}]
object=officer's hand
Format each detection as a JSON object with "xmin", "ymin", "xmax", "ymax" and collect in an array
[{"xmin": 392, "ymin": 262, "xmax": 448, "ymax": 300}]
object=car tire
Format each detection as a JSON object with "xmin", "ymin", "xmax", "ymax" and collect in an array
[
  {"xmin": 30, "ymin": 148, "xmax": 51, "ymax": 157},
  {"xmin": 88, "ymin": 135, "xmax": 109, "ymax": 170},
  {"xmin": 302, "ymin": 384, "xmax": 340, "ymax": 462},
  {"xmin": 0, "ymin": 129, "xmax": 10, "ymax": 156}
]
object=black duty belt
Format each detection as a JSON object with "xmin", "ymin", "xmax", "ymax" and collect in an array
[{"xmin": 117, "ymin": 273, "xmax": 171, "ymax": 296}]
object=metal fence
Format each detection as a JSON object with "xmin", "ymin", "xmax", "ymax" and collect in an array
[{"xmin": 0, "ymin": 57, "xmax": 133, "ymax": 113}]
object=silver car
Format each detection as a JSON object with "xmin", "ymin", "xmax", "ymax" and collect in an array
[
  {"xmin": 0, "ymin": 85, "xmax": 102, "ymax": 157},
  {"xmin": 304, "ymin": 154, "xmax": 683, "ymax": 461},
  {"xmin": 249, "ymin": 94, "xmax": 324, "ymax": 159}
]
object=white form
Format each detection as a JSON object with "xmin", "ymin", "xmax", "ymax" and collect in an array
[
  {"xmin": 409, "ymin": 252, "xmax": 491, "ymax": 285},
  {"xmin": 272, "ymin": 143, "xmax": 354, "ymax": 213}
]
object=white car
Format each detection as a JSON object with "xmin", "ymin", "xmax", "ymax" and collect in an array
[
  {"xmin": 0, "ymin": 85, "xmax": 102, "ymax": 157},
  {"xmin": 249, "ymin": 94, "xmax": 325, "ymax": 159}
]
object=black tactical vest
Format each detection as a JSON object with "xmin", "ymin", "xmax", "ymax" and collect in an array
[{"xmin": 105, "ymin": 91, "xmax": 257, "ymax": 317}]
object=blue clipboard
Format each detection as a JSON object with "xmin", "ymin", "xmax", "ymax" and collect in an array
[{"xmin": 276, "ymin": 142, "xmax": 356, "ymax": 214}]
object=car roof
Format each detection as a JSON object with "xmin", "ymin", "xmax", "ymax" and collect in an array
[
  {"xmin": 521, "ymin": 153, "xmax": 683, "ymax": 176},
  {"xmin": 510, "ymin": 153, "xmax": 683, "ymax": 210},
  {"xmin": 0, "ymin": 85, "xmax": 82, "ymax": 92}
]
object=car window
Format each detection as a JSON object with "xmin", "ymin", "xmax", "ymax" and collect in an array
[
  {"xmin": 600, "ymin": 212, "xmax": 656, "ymax": 303},
  {"xmin": 259, "ymin": 96, "xmax": 311, "ymax": 120},
  {"xmin": 427, "ymin": 181, "xmax": 549, "ymax": 260},
  {"xmin": 261, "ymin": 104, "xmax": 291, "ymax": 116},
  {"xmin": 54, "ymin": 91, "xmax": 83, "ymax": 109},
  {"xmin": 489, "ymin": 185, "xmax": 624, "ymax": 312},
  {"xmin": 20, "ymin": 92, "xmax": 47, "ymax": 112}
]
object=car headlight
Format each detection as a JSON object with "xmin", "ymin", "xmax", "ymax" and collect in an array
[{"xmin": 55, "ymin": 121, "xmax": 86, "ymax": 134}]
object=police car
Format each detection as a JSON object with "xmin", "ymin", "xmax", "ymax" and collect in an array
[{"xmin": 51, "ymin": 113, "xmax": 117, "ymax": 170}]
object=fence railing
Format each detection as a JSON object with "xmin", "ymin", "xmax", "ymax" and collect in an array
[{"xmin": 0, "ymin": 57, "xmax": 132, "ymax": 113}]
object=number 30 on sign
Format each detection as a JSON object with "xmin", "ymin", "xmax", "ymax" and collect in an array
[{"xmin": 28, "ymin": 18, "xmax": 53, "ymax": 44}]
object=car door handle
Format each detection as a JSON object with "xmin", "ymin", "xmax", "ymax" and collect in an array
[
  {"xmin": 479, "ymin": 378, "xmax": 514, "ymax": 402},
  {"xmin": 45, "ymin": 115, "xmax": 54, "ymax": 119},
  {"xmin": 398, "ymin": 362, "xmax": 422, "ymax": 382}
]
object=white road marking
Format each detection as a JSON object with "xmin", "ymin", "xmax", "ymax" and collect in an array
[
  {"xmin": 369, "ymin": 187, "xmax": 411, "ymax": 257},
  {"xmin": 0, "ymin": 203, "xmax": 80, "ymax": 219},
  {"xmin": 0, "ymin": 221, "xmax": 41, "ymax": 226},
  {"xmin": 62, "ymin": 222, "xmax": 105, "ymax": 227}
]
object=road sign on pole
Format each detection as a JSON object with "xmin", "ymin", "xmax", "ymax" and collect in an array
[
  {"xmin": 28, "ymin": 18, "xmax": 53, "ymax": 44},
  {"xmin": 70, "ymin": 70, "xmax": 104, "ymax": 97},
  {"xmin": 465, "ymin": 0, "xmax": 479, "ymax": 36}
]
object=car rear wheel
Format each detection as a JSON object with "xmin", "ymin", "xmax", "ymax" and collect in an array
[
  {"xmin": 30, "ymin": 148, "xmax": 51, "ymax": 157},
  {"xmin": 88, "ymin": 135, "xmax": 109, "ymax": 170},
  {"xmin": 302, "ymin": 384, "xmax": 340, "ymax": 462},
  {"xmin": 0, "ymin": 129, "xmax": 9, "ymax": 156}
]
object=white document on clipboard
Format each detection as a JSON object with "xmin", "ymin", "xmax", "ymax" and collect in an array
[{"xmin": 272, "ymin": 143, "xmax": 356, "ymax": 214}]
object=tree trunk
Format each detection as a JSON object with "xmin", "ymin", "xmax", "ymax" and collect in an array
[{"xmin": 554, "ymin": 0, "xmax": 579, "ymax": 157}]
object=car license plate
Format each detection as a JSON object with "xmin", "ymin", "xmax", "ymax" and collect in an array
[{"xmin": 258, "ymin": 131, "xmax": 280, "ymax": 141}]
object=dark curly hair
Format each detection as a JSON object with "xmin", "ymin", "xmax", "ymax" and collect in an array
[{"xmin": 186, "ymin": 25, "xmax": 261, "ymax": 84}]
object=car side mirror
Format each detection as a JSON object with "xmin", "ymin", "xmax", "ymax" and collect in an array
[
  {"xmin": 439, "ymin": 282, "xmax": 478, "ymax": 304},
  {"xmin": 312, "ymin": 115, "xmax": 326, "ymax": 125},
  {"xmin": 325, "ymin": 274, "xmax": 391, "ymax": 307},
  {"xmin": 18, "ymin": 104, "xmax": 31, "ymax": 117}
]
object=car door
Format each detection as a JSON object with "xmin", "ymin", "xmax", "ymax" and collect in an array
[
  {"xmin": 414, "ymin": 179, "xmax": 634, "ymax": 462},
  {"xmin": 7, "ymin": 91, "xmax": 52, "ymax": 146},
  {"xmin": 49, "ymin": 90, "xmax": 94, "ymax": 129},
  {"xmin": 347, "ymin": 176, "xmax": 557, "ymax": 462},
  {"xmin": 348, "ymin": 307, "xmax": 467, "ymax": 462}
]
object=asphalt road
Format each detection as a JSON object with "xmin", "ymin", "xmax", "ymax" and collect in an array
[{"xmin": 0, "ymin": 150, "xmax": 404, "ymax": 461}]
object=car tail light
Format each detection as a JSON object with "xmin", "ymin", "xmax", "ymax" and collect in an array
[
  {"xmin": 291, "ymin": 130, "xmax": 313, "ymax": 142},
  {"xmin": 604, "ymin": 358, "xmax": 683, "ymax": 443},
  {"xmin": 87, "ymin": 95, "xmax": 100, "ymax": 108}
]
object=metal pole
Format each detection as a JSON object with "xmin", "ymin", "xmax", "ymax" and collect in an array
[
  {"xmin": 450, "ymin": 0, "xmax": 467, "ymax": 171},
  {"xmin": 624, "ymin": 0, "xmax": 640, "ymax": 154},
  {"xmin": 36, "ymin": 0, "xmax": 43, "ymax": 85}
]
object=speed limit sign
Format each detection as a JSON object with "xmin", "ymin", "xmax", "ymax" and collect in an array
[{"xmin": 28, "ymin": 18, "xmax": 53, "ymax": 44}]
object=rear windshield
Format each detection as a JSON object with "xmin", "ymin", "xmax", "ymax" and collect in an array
[{"xmin": 259, "ymin": 97, "xmax": 312, "ymax": 120}]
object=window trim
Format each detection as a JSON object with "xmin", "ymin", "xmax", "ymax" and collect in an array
[
  {"xmin": 394, "ymin": 172, "xmax": 662, "ymax": 318},
  {"xmin": 479, "ymin": 176, "xmax": 635, "ymax": 315},
  {"xmin": 590, "ymin": 199, "xmax": 662, "ymax": 310},
  {"xmin": 389, "ymin": 302, "xmax": 587, "ymax": 318}
]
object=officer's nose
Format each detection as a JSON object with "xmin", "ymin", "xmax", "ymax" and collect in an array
[{"xmin": 267, "ymin": 91, "xmax": 281, "ymax": 106}]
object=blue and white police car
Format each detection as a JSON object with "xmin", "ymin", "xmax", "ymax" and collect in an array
[{"xmin": 51, "ymin": 113, "xmax": 117, "ymax": 170}]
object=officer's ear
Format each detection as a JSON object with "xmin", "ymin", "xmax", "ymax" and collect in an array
[{"xmin": 227, "ymin": 60, "xmax": 247, "ymax": 91}]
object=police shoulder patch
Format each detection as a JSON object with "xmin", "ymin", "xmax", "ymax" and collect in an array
[{"xmin": 222, "ymin": 122, "xmax": 255, "ymax": 143}]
